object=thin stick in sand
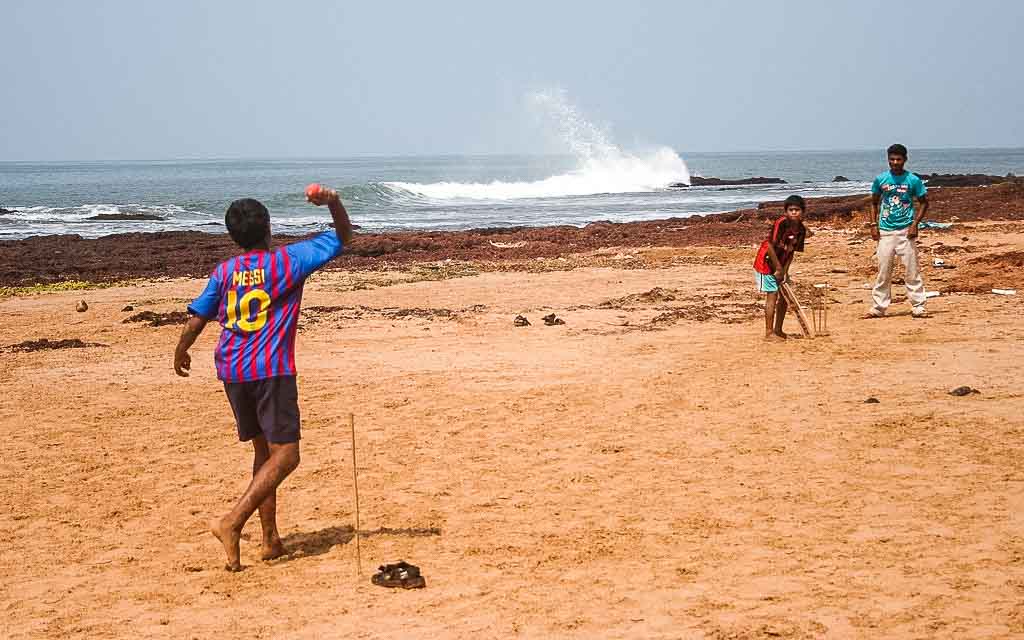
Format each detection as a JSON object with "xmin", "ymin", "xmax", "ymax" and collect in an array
[
  {"xmin": 818, "ymin": 286, "xmax": 822, "ymax": 333},
  {"xmin": 821, "ymin": 282, "xmax": 830, "ymax": 335},
  {"xmin": 350, "ymin": 412, "xmax": 362, "ymax": 577},
  {"xmin": 812, "ymin": 286, "xmax": 819, "ymax": 334},
  {"xmin": 818, "ymin": 285, "xmax": 824, "ymax": 334},
  {"xmin": 812, "ymin": 283, "xmax": 830, "ymax": 336}
]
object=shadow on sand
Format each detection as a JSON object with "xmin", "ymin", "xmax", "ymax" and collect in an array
[{"xmin": 280, "ymin": 525, "xmax": 442, "ymax": 559}]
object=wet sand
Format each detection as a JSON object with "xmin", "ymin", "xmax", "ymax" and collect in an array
[{"xmin": 2, "ymin": 185, "xmax": 1024, "ymax": 638}]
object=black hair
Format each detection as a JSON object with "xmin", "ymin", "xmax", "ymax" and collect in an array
[
  {"xmin": 783, "ymin": 194, "xmax": 806, "ymax": 211},
  {"xmin": 225, "ymin": 198, "xmax": 270, "ymax": 249},
  {"xmin": 887, "ymin": 143, "xmax": 908, "ymax": 158}
]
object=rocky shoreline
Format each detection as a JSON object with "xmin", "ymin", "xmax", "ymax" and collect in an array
[
  {"xmin": 670, "ymin": 176, "xmax": 788, "ymax": 187},
  {"xmin": 920, "ymin": 173, "xmax": 1020, "ymax": 187},
  {"xmin": 1, "ymin": 182, "xmax": 1022, "ymax": 287}
]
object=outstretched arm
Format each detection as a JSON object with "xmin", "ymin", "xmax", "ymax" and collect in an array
[
  {"xmin": 174, "ymin": 315, "xmax": 209, "ymax": 377},
  {"xmin": 326, "ymin": 192, "xmax": 353, "ymax": 245}
]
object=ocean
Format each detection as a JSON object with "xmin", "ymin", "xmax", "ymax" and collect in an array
[{"xmin": 1, "ymin": 148, "xmax": 1022, "ymax": 241}]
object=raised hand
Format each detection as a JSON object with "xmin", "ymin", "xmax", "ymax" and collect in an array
[{"xmin": 305, "ymin": 183, "xmax": 339, "ymax": 206}]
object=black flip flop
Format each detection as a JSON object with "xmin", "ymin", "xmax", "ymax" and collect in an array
[{"xmin": 371, "ymin": 561, "xmax": 426, "ymax": 589}]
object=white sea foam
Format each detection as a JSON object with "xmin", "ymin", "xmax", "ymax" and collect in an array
[
  {"xmin": 1, "ymin": 203, "xmax": 205, "ymax": 222},
  {"xmin": 0, "ymin": 203, "xmax": 217, "ymax": 240},
  {"xmin": 384, "ymin": 89, "xmax": 690, "ymax": 201}
]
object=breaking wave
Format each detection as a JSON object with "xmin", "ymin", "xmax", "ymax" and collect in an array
[{"xmin": 381, "ymin": 89, "xmax": 689, "ymax": 201}]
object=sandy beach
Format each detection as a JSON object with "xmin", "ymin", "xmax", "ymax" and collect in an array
[{"xmin": 3, "ymin": 185, "xmax": 1024, "ymax": 639}]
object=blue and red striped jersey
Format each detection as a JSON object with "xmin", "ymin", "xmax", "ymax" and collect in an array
[{"xmin": 187, "ymin": 231, "xmax": 343, "ymax": 382}]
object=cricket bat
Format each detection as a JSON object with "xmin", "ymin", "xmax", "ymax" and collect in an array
[{"xmin": 779, "ymin": 282, "xmax": 815, "ymax": 338}]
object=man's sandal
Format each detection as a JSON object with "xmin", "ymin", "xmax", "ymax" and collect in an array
[{"xmin": 371, "ymin": 561, "xmax": 426, "ymax": 589}]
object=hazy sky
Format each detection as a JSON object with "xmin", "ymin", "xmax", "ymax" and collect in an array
[{"xmin": 2, "ymin": 0, "xmax": 1022, "ymax": 160}]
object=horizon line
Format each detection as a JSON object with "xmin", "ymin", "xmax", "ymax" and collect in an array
[{"xmin": 2, "ymin": 145, "xmax": 1024, "ymax": 164}]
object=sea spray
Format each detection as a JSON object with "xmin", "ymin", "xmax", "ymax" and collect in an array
[{"xmin": 384, "ymin": 89, "xmax": 690, "ymax": 200}]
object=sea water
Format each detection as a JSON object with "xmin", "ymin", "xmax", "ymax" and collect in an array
[
  {"xmin": 2, "ymin": 149, "xmax": 1021, "ymax": 241},
  {"xmin": 2, "ymin": 90, "xmax": 1021, "ymax": 240}
]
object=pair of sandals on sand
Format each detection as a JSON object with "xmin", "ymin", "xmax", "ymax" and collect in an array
[{"xmin": 372, "ymin": 561, "xmax": 426, "ymax": 589}]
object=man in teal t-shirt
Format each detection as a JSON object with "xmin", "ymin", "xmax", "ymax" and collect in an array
[{"xmin": 866, "ymin": 144, "xmax": 930, "ymax": 318}]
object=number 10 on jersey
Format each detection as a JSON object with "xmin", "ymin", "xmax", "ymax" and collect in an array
[{"xmin": 226, "ymin": 289, "xmax": 271, "ymax": 332}]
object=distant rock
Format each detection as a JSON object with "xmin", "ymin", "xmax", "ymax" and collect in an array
[
  {"xmin": 920, "ymin": 173, "xmax": 1018, "ymax": 188},
  {"xmin": 86, "ymin": 213, "xmax": 164, "ymax": 221},
  {"xmin": 670, "ymin": 176, "xmax": 787, "ymax": 188},
  {"xmin": 832, "ymin": 175, "xmax": 851, "ymax": 182},
  {"xmin": 948, "ymin": 385, "xmax": 980, "ymax": 396},
  {"xmin": 0, "ymin": 207, "xmax": 12, "ymax": 215}
]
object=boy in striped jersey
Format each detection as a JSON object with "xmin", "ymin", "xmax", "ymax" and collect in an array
[{"xmin": 174, "ymin": 188, "xmax": 353, "ymax": 571}]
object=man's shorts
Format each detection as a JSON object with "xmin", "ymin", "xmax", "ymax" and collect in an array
[
  {"xmin": 755, "ymin": 271, "xmax": 779, "ymax": 293},
  {"xmin": 223, "ymin": 376, "xmax": 300, "ymax": 444}
]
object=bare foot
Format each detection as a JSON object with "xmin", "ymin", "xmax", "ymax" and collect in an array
[
  {"xmin": 261, "ymin": 539, "xmax": 287, "ymax": 561},
  {"xmin": 773, "ymin": 330, "xmax": 789, "ymax": 339},
  {"xmin": 210, "ymin": 518, "xmax": 242, "ymax": 572},
  {"xmin": 763, "ymin": 333, "xmax": 785, "ymax": 342}
]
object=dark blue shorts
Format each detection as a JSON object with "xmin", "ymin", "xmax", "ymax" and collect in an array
[{"xmin": 223, "ymin": 376, "xmax": 301, "ymax": 444}]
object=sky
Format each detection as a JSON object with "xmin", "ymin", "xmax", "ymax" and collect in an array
[{"xmin": 1, "ymin": 0, "xmax": 1022, "ymax": 160}]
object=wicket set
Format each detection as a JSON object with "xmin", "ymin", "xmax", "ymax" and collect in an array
[{"xmin": 812, "ymin": 283, "xmax": 830, "ymax": 335}]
